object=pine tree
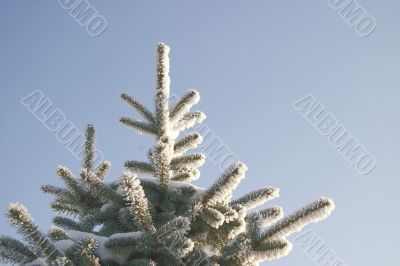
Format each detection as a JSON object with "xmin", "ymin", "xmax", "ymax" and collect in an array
[{"xmin": 0, "ymin": 43, "xmax": 335, "ymax": 266}]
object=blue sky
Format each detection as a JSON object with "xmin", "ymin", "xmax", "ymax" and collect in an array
[{"xmin": 1, "ymin": 1, "xmax": 399, "ymax": 265}]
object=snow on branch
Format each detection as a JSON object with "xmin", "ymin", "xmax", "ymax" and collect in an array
[
  {"xmin": 173, "ymin": 133, "xmax": 203, "ymax": 155},
  {"xmin": 0, "ymin": 236, "xmax": 37, "ymax": 264},
  {"xmin": 251, "ymin": 239, "xmax": 292, "ymax": 263},
  {"xmin": 121, "ymin": 171, "xmax": 156, "ymax": 235},
  {"xmin": 231, "ymin": 187, "xmax": 279, "ymax": 210},
  {"xmin": 222, "ymin": 238, "xmax": 292, "ymax": 265},
  {"xmin": 63, "ymin": 230, "xmax": 142, "ymax": 265},
  {"xmin": 153, "ymin": 137, "xmax": 173, "ymax": 189},
  {"xmin": 170, "ymin": 153, "xmax": 205, "ymax": 169},
  {"xmin": 155, "ymin": 43, "xmax": 171, "ymax": 136},
  {"xmin": 56, "ymin": 166, "xmax": 80, "ymax": 193},
  {"xmin": 124, "ymin": 160, "xmax": 155, "ymax": 175},
  {"xmin": 40, "ymin": 185, "xmax": 73, "ymax": 200},
  {"xmin": 173, "ymin": 111, "xmax": 206, "ymax": 133},
  {"xmin": 83, "ymin": 124, "xmax": 96, "ymax": 171},
  {"xmin": 200, "ymin": 207, "xmax": 225, "ymax": 229},
  {"xmin": 6, "ymin": 203, "xmax": 64, "ymax": 262},
  {"xmin": 172, "ymin": 168, "xmax": 200, "ymax": 182},
  {"xmin": 259, "ymin": 197, "xmax": 335, "ymax": 241},
  {"xmin": 71, "ymin": 238, "xmax": 100, "ymax": 265},
  {"xmin": 51, "ymin": 201, "xmax": 82, "ymax": 217},
  {"xmin": 96, "ymin": 161, "xmax": 111, "ymax": 180},
  {"xmin": 80, "ymin": 170, "xmax": 123, "ymax": 205},
  {"xmin": 245, "ymin": 206, "xmax": 284, "ymax": 228},
  {"xmin": 53, "ymin": 216, "xmax": 81, "ymax": 231},
  {"xmin": 169, "ymin": 90, "xmax": 200, "ymax": 123},
  {"xmin": 120, "ymin": 93, "xmax": 155, "ymax": 123},
  {"xmin": 104, "ymin": 234, "xmax": 139, "ymax": 251},
  {"xmin": 201, "ymin": 162, "xmax": 248, "ymax": 206},
  {"xmin": 48, "ymin": 226, "xmax": 69, "ymax": 241},
  {"xmin": 119, "ymin": 117, "xmax": 157, "ymax": 136}
]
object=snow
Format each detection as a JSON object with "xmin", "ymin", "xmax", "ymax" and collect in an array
[
  {"xmin": 100, "ymin": 202, "xmax": 113, "ymax": 212},
  {"xmin": 262, "ymin": 197, "xmax": 335, "ymax": 240},
  {"xmin": 25, "ymin": 258, "xmax": 47, "ymax": 266},
  {"xmin": 139, "ymin": 176, "xmax": 206, "ymax": 200},
  {"xmin": 170, "ymin": 90, "xmax": 201, "ymax": 124},
  {"xmin": 108, "ymin": 231, "xmax": 142, "ymax": 239},
  {"xmin": 201, "ymin": 246, "xmax": 215, "ymax": 256},
  {"xmin": 60, "ymin": 230, "xmax": 142, "ymax": 264},
  {"xmin": 173, "ymin": 112, "xmax": 206, "ymax": 133},
  {"xmin": 54, "ymin": 239, "xmax": 74, "ymax": 251},
  {"xmin": 246, "ymin": 188, "xmax": 280, "ymax": 210},
  {"xmin": 8, "ymin": 202, "xmax": 32, "ymax": 222},
  {"xmin": 206, "ymin": 162, "xmax": 247, "ymax": 205}
]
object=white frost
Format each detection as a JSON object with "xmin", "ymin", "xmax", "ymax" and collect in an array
[
  {"xmin": 139, "ymin": 176, "xmax": 206, "ymax": 200},
  {"xmin": 25, "ymin": 258, "xmax": 47, "ymax": 266},
  {"xmin": 54, "ymin": 239, "xmax": 74, "ymax": 251},
  {"xmin": 64, "ymin": 230, "xmax": 142, "ymax": 264},
  {"xmin": 100, "ymin": 202, "xmax": 114, "ymax": 213}
]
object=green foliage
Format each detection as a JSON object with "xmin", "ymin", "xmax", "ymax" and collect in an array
[
  {"xmin": 0, "ymin": 236, "xmax": 37, "ymax": 264},
  {"xmin": 68, "ymin": 238, "xmax": 100, "ymax": 266},
  {"xmin": 6, "ymin": 203, "xmax": 64, "ymax": 262},
  {"xmin": 201, "ymin": 162, "xmax": 248, "ymax": 206},
  {"xmin": 48, "ymin": 226, "xmax": 70, "ymax": 241},
  {"xmin": 83, "ymin": 124, "xmax": 96, "ymax": 171},
  {"xmin": 121, "ymin": 171, "xmax": 156, "ymax": 235},
  {"xmin": 121, "ymin": 93, "xmax": 155, "ymax": 123}
]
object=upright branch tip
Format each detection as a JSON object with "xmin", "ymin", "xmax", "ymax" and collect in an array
[{"xmin": 84, "ymin": 124, "xmax": 96, "ymax": 171}]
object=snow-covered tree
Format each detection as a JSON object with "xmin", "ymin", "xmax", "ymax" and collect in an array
[{"xmin": 0, "ymin": 43, "xmax": 335, "ymax": 266}]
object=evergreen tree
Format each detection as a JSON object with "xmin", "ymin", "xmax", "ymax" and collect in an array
[{"xmin": 0, "ymin": 43, "xmax": 335, "ymax": 266}]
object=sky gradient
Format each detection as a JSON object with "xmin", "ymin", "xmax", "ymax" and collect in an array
[{"xmin": 1, "ymin": 1, "xmax": 399, "ymax": 265}]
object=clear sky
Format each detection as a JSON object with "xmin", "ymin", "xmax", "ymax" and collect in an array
[{"xmin": 1, "ymin": 1, "xmax": 399, "ymax": 265}]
